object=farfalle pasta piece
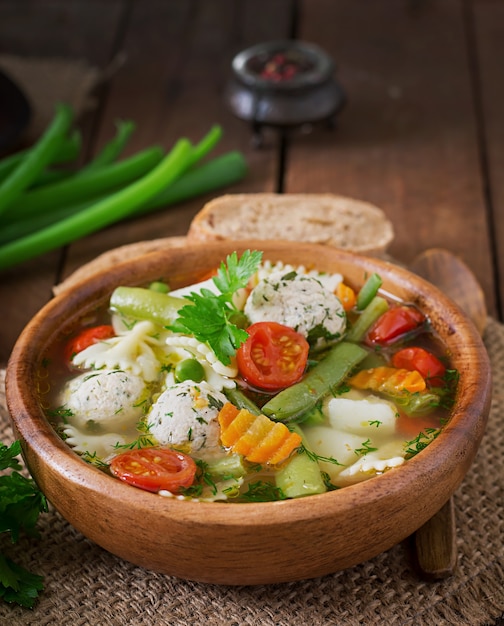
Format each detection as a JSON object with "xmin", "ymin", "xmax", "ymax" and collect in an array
[{"xmin": 72, "ymin": 320, "xmax": 163, "ymax": 382}]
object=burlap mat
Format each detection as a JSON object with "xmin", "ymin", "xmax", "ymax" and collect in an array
[
  {"xmin": 0, "ymin": 319, "xmax": 503, "ymax": 626},
  {"xmin": 0, "ymin": 53, "xmax": 123, "ymax": 143}
]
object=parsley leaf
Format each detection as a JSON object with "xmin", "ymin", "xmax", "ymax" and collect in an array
[
  {"xmin": 0, "ymin": 440, "xmax": 47, "ymax": 608},
  {"xmin": 169, "ymin": 250, "xmax": 262, "ymax": 365}
]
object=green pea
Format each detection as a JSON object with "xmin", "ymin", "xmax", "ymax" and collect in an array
[
  {"xmin": 149, "ymin": 280, "xmax": 170, "ymax": 293},
  {"xmin": 175, "ymin": 358, "xmax": 205, "ymax": 383}
]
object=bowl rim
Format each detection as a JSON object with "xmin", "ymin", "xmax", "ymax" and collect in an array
[{"xmin": 5, "ymin": 240, "xmax": 492, "ymax": 529}]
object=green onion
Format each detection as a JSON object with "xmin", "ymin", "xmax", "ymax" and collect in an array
[
  {"xmin": 0, "ymin": 103, "xmax": 74, "ymax": 216},
  {"xmin": 0, "ymin": 129, "xmax": 82, "ymax": 185},
  {"xmin": 0, "ymin": 138, "xmax": 193, "ymax": 270},
  {"xmin": 0, "ymin": 151, "xmax": 247, "ymax": 245},
  {"xmin": 2, "ymin": 146, "xmax": 164, "ymax": 221},
  {"xmin": 80, "ymin": 119, "xmax": 135, "ymax": 173}
]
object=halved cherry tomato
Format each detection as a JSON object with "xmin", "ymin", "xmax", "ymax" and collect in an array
[
  {"xmin": 109, "ymin": 448, "xmax": 197, "ymax": 493},
  {"xmin": 392, "ymin": 346, "xmax": 446, "ymax": 387},
  {"xmin": 367, "ymin": 305, "xmax": 425, "ymax": 345},
  {"xmin": 64, "ymin": 324, "xmax": 115, "ymax": 364},
  {"xmin": 237, "ymin": 321, "xmax": 309, "ymax": 391}
]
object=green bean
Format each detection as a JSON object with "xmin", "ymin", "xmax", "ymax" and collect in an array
[
  {"xmin": 261, "ymin": 341, "xmax": 369, "ymax": 423},
  {"xmin": 383, "ymin": 390, "xmax": 442, "ymax": 416},
  {"xmin": 275, "ymin": 425, "xmax": 327, "ymax": 498},
  {"xmin": 2, "ymin": 146, "xmax": 164, "ymax": 222},
  {"xmin": 345, "ymin": 296, "xmax": 389, "ymax": 343},
  {"xmin": 0, "ymin": 103, "xmax": 73, "ymax": 216},
  {"xmin": 356, "ymin": 272, "xmax": 382, "ymax": 310},
  {"xmin": 224, "ymin": 388, "xmax": 262, "ymax": 415},
  {"xmin": 110, "ymin": 286, "xmax": 188, "ymax": 326},
  {"xmin": 0, "ymin": 137, "xmax": 193, "ymax": 270}
]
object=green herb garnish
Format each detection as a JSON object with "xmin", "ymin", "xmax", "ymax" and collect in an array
[
  {"xmin": 0, "ymin": 440, "xmax": 47, "ymax": 608},
  {"xmin": 169, "ymin": 250, "xmax": 262, "ymax": 364}
]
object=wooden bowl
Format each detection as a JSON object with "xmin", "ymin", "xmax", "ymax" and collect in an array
[{"xmin": 5, "ymin": 241, "xmax": 492, "ymax": 585}]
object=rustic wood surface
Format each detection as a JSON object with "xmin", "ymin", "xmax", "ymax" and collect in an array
[{"xmin": 1, "ymin": 0, "xmax": 502, "ymax": 363}]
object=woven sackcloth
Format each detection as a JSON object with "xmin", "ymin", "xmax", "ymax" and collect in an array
[{"xmin": 0, "ymin": 320, "xmax": 503, "ymax": 626}]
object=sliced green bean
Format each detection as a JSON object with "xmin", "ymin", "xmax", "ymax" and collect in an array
[
  {"xmin": 356, "ymin": 272, "xmax": 383, "ymax": 310},
  {"xmin": 0, "ymin": 103, "xmax": 74, "ymax": 216},
  {"xmin": 110, "ymin": 286, "xmax": 188, "ymax": 326},
  {"xmin": 224, "ymin": 387, "xmax": 262, "ymax": 415},
  {"xmin": 261, "ymin": 341, "xmax": 369, "ymax": 423},
  {"xmin": 345, "ymin": 296, "xmax": 389, "ymax": 343},
  {"xmin": 275, "ymin": 425, "xmax": 327, "ymax": 498}
]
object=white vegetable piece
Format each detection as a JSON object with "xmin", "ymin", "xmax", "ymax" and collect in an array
[
  {"xmin": 71, "ymin": 320, "xmax": 164, "ymax": 382},
  {"xmin": 149, "ymin": 380, "xmax": 227, "ymax": 452},
  {"xmin": 58, "ymin": 369, "xmax": 148, "ymax": 432},
  {"xmin": 303, "ymin": 425, "xmax": 363, "ymax": 481},
  {"xmin": 244, "ymin": 272, "xmax": 346, "ymax": 345},
  {"xmin": 326, "ymin": 392, "xmax": 398, "ymax": 437}
]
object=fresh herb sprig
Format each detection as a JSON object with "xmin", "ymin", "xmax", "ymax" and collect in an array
[
  {"xmin": 169, "ymin": 250, "xmax": 262, "ymax": 365},
  {"xmin": 0, "ymin": 440, "xmax": 48, "ymax": 608}
]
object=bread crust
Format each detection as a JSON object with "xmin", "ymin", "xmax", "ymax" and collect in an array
[{"xmin": 187, "ymin": 193, "xmax": 394, "ymax": 255}]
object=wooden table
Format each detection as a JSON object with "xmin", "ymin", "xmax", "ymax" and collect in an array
[{"xmin": 1, "ymin": 0, "xmax": 502, "ymax": 368}]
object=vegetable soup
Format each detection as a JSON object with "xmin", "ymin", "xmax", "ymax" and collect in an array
[{"xmin": 38, "ymin": 250, "xmax": 458, "ymax": 503}]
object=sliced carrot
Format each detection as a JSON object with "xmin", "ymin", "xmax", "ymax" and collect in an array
[
  {"xmin": 336, "ymin": 282, "xmax": 357, "ymax": 311},
  {"xmin": 218, "ymin": 405, "xmax": 302, "ymax": 465},
  {"xmin": 246, "ymin": 422, "xmax": 291, "ymax": 463},
  {"xmin": 217, "ymin": 402, "xmax": 240, "ymax": 430},
  {"xmin": 349, "ymin": 365, "xmax": 426, "ymax": 394},
  {"xmin": 220, "ymin": 407, "xmax": 257, "ymax": 447}
]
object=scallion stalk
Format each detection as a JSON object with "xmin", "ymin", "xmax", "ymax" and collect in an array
[
  {"xmin": 80, "ymin": 120, "xmax": 135, "ymax": 173},
  {"xmin": 0, "ymin": 138, "xmax": 193, "ymax": 270},
  {"xmin": 0, "ymin": 151, "xmax": 247, "ymax": 245},
  {"xmin": 0, "ymin": 103, "xmax": 74, "ymax": 216},
  {"xmin": 2, "ymin": 146, "xmax": 164, "ymax": 222}
]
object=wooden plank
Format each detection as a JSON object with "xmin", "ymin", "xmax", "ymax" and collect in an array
[
  {"xmin": 0, "ymin": 0, "xmax": 125, "ymax": 363},
  {"xmin": 61, "ymin": 0, "xmax": 295, "ymax": 277},
  {"xmin": 285, "ymin": 0, "xmax": 497, "ymax": 316},
  {"xmin": 473, "ymin": 0, "xmax": 504, "ymax": 318}
]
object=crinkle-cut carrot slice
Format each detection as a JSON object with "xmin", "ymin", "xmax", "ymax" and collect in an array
[
  {"xmin": 349, "ymin": 365, "xmax": 426, "ymax": 394},
  {"xmin": 245, "ymin": 422, "xmax": 291, "ymax": 463},
  {"xmin": 219, "ymin": 405, "xmax": 256, "ymax": 447},
  {"xmin": 217, "ymin": 402, "xmax": 240, "ymax": 430},
  {"xmin": 263, "ymin": 431, "xmax": 301, "ymax": 466},
  {"xmin": 218, "ymin": 404, "xmax": 302, "ymax": 465}
]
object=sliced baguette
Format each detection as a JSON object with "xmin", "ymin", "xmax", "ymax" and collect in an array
[{"xmin": 187, "ymin": 193, "xmax": 394, "ymax": 256}]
